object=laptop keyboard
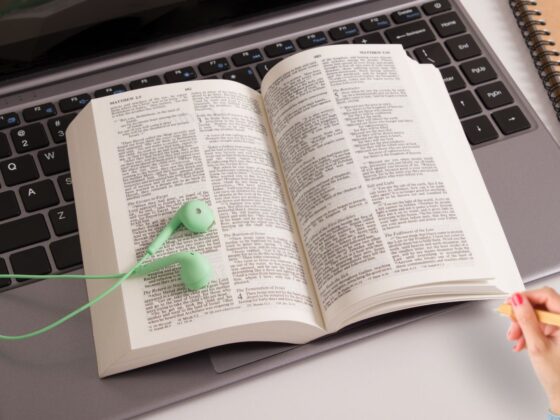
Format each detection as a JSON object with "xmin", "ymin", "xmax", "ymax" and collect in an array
[{"xmin": 0, "ymin": 0, "xmax": 532, "ymax": 291}]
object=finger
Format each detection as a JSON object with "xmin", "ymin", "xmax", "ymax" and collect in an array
[
  {"xmin": 523, "ymin": 287, "xmax": 560, "ymax": 312},
  {"xmin": 511, "ymin": 292, "xmax": 548, "ymax": 356},
  {"xmin": 510, "ymin": 322, "xmax": 549, "ymax": 340},
  {"xmin": 543, "ymin": 324, "xmax": 558, "ymax": 337},
  {"xmin": 514, "ymin": 336, "xmax": 526, "ymax": 352},
  {"xmin": 508, "ymin": 322, "xmax": 523, "ymax": 340}
]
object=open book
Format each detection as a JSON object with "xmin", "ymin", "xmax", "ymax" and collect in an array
[{"xmin": 66, "ymin": 45, "xmax": 524, "ymax": 377}]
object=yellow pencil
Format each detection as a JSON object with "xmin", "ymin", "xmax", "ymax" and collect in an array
[{"xmin": 497, "ymin": 303, "xmax": 560, "ymax": 327}]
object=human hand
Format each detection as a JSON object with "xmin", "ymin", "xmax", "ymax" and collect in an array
[{"xmin": 507, "ymin": 287, "xmax": 560, "ymax": 414}]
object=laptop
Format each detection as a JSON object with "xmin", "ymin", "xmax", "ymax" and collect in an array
[{"xmin": 1, "ymin": 0, "xmax": 560, "ymax": 418}]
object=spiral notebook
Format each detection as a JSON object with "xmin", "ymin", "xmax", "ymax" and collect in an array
[{"xmin": 510, "ymin": 0, "xmax": 560, "ymax": 121}]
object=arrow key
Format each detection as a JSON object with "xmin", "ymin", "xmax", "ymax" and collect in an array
[
  {"xmin": 492, "ymin": 106, "xmax": 530, "ymax": 135},
  {"xmin": 451, "ymin": 90, "xmax": 481, "ymax": 119},
  {"xmin": 461, "ymin": 115, "xmax": 499, "ymax": 145}
]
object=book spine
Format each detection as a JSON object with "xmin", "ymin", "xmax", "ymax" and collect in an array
[{"xmin": 510, "ymin": 0, "xmax": 560, "ymax": 121}]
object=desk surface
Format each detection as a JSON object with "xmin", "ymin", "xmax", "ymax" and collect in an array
[{"xmin": 139, "ymin": 1, "xmax": 560, "ymax": 418}]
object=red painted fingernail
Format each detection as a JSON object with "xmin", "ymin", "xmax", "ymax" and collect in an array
[{"xmin": 513, "ymin": 293, "xmax": 523, "ymax": 306}]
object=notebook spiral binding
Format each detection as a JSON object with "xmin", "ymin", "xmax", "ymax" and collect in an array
[{"xmin": 510, "ymin": 0, "xmax": 560, "ymax": 121}]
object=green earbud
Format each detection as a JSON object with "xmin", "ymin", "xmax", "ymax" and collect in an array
[
  {"xmin": 134, "ymin": 252, "xmax": 212, "ymax": 290},
  {"xmin": 181, "ymin": 200, "xmax": 215, "ymax": 233},
  {"xmin": 146, "ymin": 200, "xmax": 214, "ymax": 256}
]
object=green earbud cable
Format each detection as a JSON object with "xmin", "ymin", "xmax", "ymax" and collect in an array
[{"xmin": 0, "ymin": 253, "xmax": 150, "ymax": 340}]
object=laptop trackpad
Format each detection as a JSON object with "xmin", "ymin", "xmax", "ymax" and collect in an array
[{"xmin": 208, "ymin": 303, "xmax": 459, "ymax": 373}]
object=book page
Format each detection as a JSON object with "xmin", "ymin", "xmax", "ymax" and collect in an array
[
  {"xmin": 85, "ymin": 81, "xmax": 324, "ymax": 349},
  {"xmin": 336, "ymin": 61, "xmax": 525, "ymax": 328},
  {"xmin": 261, "ymin": 45, "xmax": 495, "ymax": 329}
]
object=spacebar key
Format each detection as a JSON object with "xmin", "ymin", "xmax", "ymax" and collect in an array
[{"xmin": 0, "ymin": 214, "xmax": 50, "ymax": 253}]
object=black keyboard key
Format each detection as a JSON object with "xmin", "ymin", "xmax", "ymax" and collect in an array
[
  {"xmin": 10, "ymin": 123, "xmax": 49, "ymax": 153},
  {"xmin": 231, "ymin": 49, "xmax": 264, "ymax": 66},
  {"xmin": 0, "ymin": 132, "xmax": 11, "ymax": 158},
  {"xmin": 223, "ymin": 68, "xmax": 260, "ymax": 90},
  {"xmin": 164, "ymin": 67, "xmax": 197, "ymax": 83},
  {"xmin": 329, "ymin": 24, "xmax": 359, "ymax": 41},
  {"xmin": 57, "ymin": 174, "xmax": 74, "ymax": 201},
  {"xmin": 445, "ymin": 34, "xmax": 481, "ymax": 61},
  {"xmin": 51, "ymin": 235, "xmax": 82, "ymax": 270},
  {"xmin": 0, "ymin": 259, "xmax": 10, "ymax": 288},
  {"xmin": 353, "ymin": 32, "xmax": 385, "ymax": 45},
  {"xmin": 256, "ymin": 59, "xmax": 282, "ymax": 79},
  {"xmin": 391, "ymin": 7, "xmax": 421, "ymax": 24},
  {"xmin": 476, "ymin": 82, "xmax": 514, "ymax": 110},
  {"xmin": 130, "ymin": 76, "xmax": 162, "ymax": 90},
  {"xmin": 11, "ymin": 246, "xmax": 51, "ymax": 282},
  {"xmin": 0, "ymin": 191, "xmax": 20, "ymax": 221},
  {"xmin": 451, "ymin": 90, "xmax": 482, "ymax": 118},
  {"xmin": 413, "ymin": 43, "xmax": 450, "ymax": 67},
  {"xmin": 297, "ymin": 32, "xmax": 328, "ymax": 49},
  {"xmin": 198, "ymin": 58, "xmax": 230, "ymax": 75},
  {"xmin": 360, "ymin": 15, "xmax": 391, "ymax": 32},
  {"xmin": 20, "ymin": 179, "xmax": 59, "ymax": 212},
  {"xmin": 431, "ymin": 12, "xmax": 466, "ymax": 38},
  {"xmin": 94, "ymin": 85, "xmax": 127, "ymax": 98},
  {"xmin": 0, "ymin": 112, "xmax": 19, "ymax": 130},
  {"xmin": 264, "ymin": 41, "xmax": 296, "ymax": 58},
  {"xmin": 0, "ymin": 214, "xmax": 50, "ymax": 253},
  {"xmin": 47, "ymin": 113, "xmax": 76, "ymax": 144},
  {"xmin": 422, "ymin": 0, "xmax": 451, "ymax": 15},
  {"xmin": 59, "ymin": 94, "xmax": 91, "ymax": 113},
  {"xmin": 440, "ymin": 66, "xmax": 466, "ymax": 92},
  {"xmin": 462, "ymin": 116, "xmax": 499, "ymax": 145},
  {"xmin": 49, "ymin": 204, "xmax": 78, "ymax": 236},
  {"xmin": 0, "ymin": 155, "xmax": 39, "ymax": 186},
  {"xmin": 22, "ymin": 103, "xmax": 57, "ymax": 122},
  {"xmin": 460, "ymin": 58, "xmax": 497, "ymax": 85},
  {"xmin": 385, "ymin": 21, "xmax": 436, "ymax": 49},
  {"xmin": 38, "ymin": 145, "xmax": 69, "ymax": 176},
  {"xmin": 492, "ymin": 106, "xmax": 531, "ymax": 135}
]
